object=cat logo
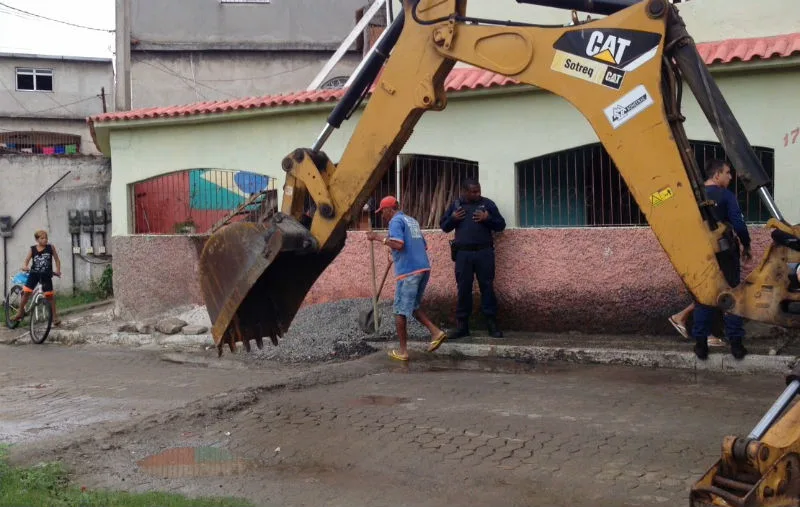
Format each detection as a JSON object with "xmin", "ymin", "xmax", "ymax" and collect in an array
[
  {"xmin": 553, "ymin": 28, "xmax": 662, "ymax": 72},
  {"xmin": 602, "ymin": 68, "xmax": 625, "ymax": 89},
  {"xmin": 586, "ymin": 31, "xmax": 631, "ymax": 66}
]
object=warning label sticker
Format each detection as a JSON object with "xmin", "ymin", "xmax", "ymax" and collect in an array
[{"xmin": 649, "ymin": 187, "xmax": 674, "ymax": 207}]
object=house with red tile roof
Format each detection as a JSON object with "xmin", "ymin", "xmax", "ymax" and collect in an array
[{"xmin": 88, "ymin": 1, "xmax": 800, "ymax": 331}]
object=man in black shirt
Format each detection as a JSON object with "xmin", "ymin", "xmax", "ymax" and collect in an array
[
  {"xmin": 692, "ymin": 159, "xmax": 753, "ymax": 361},
  {"xmin": 440, "ymin": 179, "xmax": 506, "ymax": 338}
]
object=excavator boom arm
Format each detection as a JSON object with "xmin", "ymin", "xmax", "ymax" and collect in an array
[{"xmin": 199, "ymin": 0, "xmax": 800, "ymax": 351}]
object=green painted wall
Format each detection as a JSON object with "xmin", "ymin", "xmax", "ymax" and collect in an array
[{"xmin": 105, "ymin": 68, "xmax": 800, "ymax": 236}]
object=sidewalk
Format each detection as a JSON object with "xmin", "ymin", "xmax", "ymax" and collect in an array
[
  {"xmin": 5, "ymin": 301, "xmax": 797, "ymax": 376},
  {"xmin": 366, "ymin": 331, "xmax": 799, "ymax": 375}
]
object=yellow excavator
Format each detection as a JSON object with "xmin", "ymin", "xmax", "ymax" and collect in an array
[{"xmin": 198, "ymin": 0, "xmax": 800, "ymax": 504}]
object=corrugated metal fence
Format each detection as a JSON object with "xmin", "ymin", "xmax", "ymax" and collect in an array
[{"xmin": 132, "ymin": 169, "xmax": 276, "ymax": 234}]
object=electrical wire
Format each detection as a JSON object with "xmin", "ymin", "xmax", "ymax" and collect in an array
[
  {"xmin": 0, "ymin": 75, "xmax": 32, "ymax": 113},
  {"xmin": 132, "ymin": 50, "xmax": 318, "ymax": 83},
  {"xmin": 28, "ymin": 95, "xmax": 102, "ymax": 115},
  {"xmin": 0, "ymin": 2, "xmax": 114, "ymax": 32}
]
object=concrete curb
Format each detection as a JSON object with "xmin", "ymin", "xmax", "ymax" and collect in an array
[
  {"xmin": 34, "ymin": 324, "xmax": 799, "ymax": 375},
  {"xmin": 46, "ymin": 329, "xmax": 213, "ymax": 349},
  {"xmin": 375, "ymin": 341, "xmax": 797, "ymax": 375}
]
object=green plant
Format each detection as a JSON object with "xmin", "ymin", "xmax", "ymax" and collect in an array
[
  {"xmin": 98, "ymin": 265, "xmax": 113, "ymax": 298},
  {"xmin": 173, "ymin": 218, "xmax": 197, "ymax": 234},
  {"xmin": 0, "ymin": 445, "xmax": 251, "ymax": 506}
]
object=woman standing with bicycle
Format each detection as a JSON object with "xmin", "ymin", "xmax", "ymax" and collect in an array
[{"xmin": 12, "ymin": 229, "xmax": 61, "ymax": 326}]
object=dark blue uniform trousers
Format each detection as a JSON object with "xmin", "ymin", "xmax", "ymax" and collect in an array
[
  {"xmin": 692, "ymin": 249, "xmax": 745, "ymax": 343},
  {"xmin": 455, "ymin": 247, "xmax": 498, "ymax": 322}
]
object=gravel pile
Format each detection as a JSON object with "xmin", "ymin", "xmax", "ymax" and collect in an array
[{"xmin": 246, "ymin": 298, "xmax": 432, "ymax": 363}]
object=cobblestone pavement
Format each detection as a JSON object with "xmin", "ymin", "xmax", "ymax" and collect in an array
[{"xmin": 23, "ymin": 352, "xmax": 783, "ymax": 507}]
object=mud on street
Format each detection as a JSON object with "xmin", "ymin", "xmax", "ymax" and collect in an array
[{"xmin": 0, "ymin": 341, "xmax": 788, "ymax": 507}]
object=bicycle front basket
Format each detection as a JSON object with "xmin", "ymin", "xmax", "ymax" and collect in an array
[{"xmin": 11, "ymin": 272, "xmax": 28, "ymax": 285}]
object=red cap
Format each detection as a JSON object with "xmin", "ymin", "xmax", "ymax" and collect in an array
[{"xmin": 375, "ymin": 196, "xmax": 398, "ymax": 214}]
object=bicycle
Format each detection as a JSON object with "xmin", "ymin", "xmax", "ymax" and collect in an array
[{"xmin": 3, "ymin": 271, "xmax": 56, "ymax": 344}]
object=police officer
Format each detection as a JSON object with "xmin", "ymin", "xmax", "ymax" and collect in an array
[
  {"xmin": 692, "ymin": 159, "xmax": 753, "ymax": 361},
  {"xmin": 440, "ymin": 179, "xmax": 506, "ymax": 338}
]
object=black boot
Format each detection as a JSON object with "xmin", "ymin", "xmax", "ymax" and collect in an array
[
  {"xmin": 449, "ymin": 321, "xmax": 470, "ymax": 339},
  {"xmin": 694, "ymin": 337, "xmax": 709, "ymax": 360},
  {"xmin": 487, "ymin": 318, "xmax": 503, "ymax": 338},
  {"xmin": 730, "ymin": 339, "xmax": 748, "ymax": 360}
]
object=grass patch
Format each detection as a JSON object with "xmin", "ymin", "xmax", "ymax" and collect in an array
[
  {"xmin": 55, "ymin": 290, "xmax": 105, "ymax": 310},
  {"xmin": 0, "ymin": 446, "xmax": 252, "ymax": 507},
  {"xmin": 0, "ymin": 290, "xmax": 109, "ymax": 323}
]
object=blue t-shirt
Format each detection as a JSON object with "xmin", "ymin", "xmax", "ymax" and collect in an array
[{"xmin": 388, "ymin": 212, "xmax": 431, "ymax": 279}]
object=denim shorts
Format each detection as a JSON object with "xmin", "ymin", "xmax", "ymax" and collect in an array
[{"xmin": 393, "ymin": 271, "xmax": 430, "ymax": 318}]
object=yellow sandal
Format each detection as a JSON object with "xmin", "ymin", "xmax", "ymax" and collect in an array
[
  {"xmin": 388, "ymin": 350, "xmax": 409, "ymax": 361},
  {"xmin": 427, "ymin": 331, "xmax": 448, "ymax": 353}
]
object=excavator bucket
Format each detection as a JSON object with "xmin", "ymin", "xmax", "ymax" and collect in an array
[{"xmin": 198, "ymin": 213, "xmax": 344, "ymax": 355}]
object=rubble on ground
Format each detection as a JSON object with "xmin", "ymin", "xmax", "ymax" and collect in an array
[
  {"xmin": 155, "ymin": 317, "xmax": 188, "ymax": 335},
  {"xmin": 245, "ymin": 298, "xmax": 431, "ymax": 363}
]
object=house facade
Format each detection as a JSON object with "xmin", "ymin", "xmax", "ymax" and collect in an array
[
  {"xmin": 122, "ymin": 0, "xmax": 377, "ymax": 109},
  {"xmin": 0, "ymin": 53, "xmax": 112, "ymax": 156},
  {"xmin": 0, "ymin": 53, "xmax": 113, "ymax": 296},
  {"xmin": 90, "ymin": 0, "xmax": 800, "ymax": 333}
]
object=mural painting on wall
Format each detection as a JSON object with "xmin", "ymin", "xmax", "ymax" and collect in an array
[{"xmin": 133, "ymin": 169, "xmax": 274, "ymax": 234}]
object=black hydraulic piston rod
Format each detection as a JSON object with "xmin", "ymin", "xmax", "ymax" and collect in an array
[
  {"xmin": 516, "ymin": 0, "xmax": 641, "ymax": 16},
  {"xmin": 311, "ymin": 10, "xmax": 406, "ymax": 151},
  {"xmin": 665, "ymin": 8, "xmax": 783, "ymax": 221}
]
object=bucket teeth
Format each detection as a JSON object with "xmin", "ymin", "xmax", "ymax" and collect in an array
[
  {"xmin": 255, "ymin": 337, "xmax": 264, "ymax": 350},
  {"xmin": 199, "ymin": 213, "xmax": 346, "ymax": 356}
]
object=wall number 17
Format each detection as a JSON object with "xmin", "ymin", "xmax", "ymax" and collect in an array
[{"xmin": 785, "ymin": 127, "xmax": 800, "ymax": 147}]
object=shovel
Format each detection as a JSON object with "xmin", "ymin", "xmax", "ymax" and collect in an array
[{"xmin": 358, "ymin": 257, "xmax": 393, "ymax": 334}]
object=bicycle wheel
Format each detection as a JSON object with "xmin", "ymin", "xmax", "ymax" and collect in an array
[
  {"xmin": 29, "ymin": 296, "xmax": 52, "ymax": 344},
  {"xmin": 4, "ymin": 285, "xmax": 22, "ymax": 329}
]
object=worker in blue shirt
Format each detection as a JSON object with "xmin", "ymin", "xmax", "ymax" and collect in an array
[
  {"xmin": 692, "ymin": 159, "xmax": 753, "ymax": 361},
  {"xmin": 368, "ymin": 196, "xmax": 448, "ymax": 361},
  {"xmin": 440, "ymin": 179, "xmax": 506, "ymax": 338}
]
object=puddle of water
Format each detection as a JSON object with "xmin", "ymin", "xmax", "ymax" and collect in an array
[
  {"xmin": 137, "ymin": 446, "xmax": 256, "ymax": 478},
  {"xmin": 407, "ymin": 356, "xmax": 555, "ymax": 375},
  {"xmin": 347, "ymin": 395, "xmax": 411, "ymax": 407}
]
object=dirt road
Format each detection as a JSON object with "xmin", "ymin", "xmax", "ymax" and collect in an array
[{"xmin": 0, "ymin": 343, "xmax": 787, "ymax": 507}]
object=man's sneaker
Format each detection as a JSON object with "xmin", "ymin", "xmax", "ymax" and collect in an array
[
  {"xmin": 730, "ymin": 340, "xmax": 748, "ymax": 360},
  {"xmin": 487, "ymin": 319, "xmax": 503, "ymax": 338},
  {"xmin": 694, "ymin": 341, "xmax": 709, "ymax": 360},
  {"xmin": 449, "ymin": 324, "xmax": 470, "ymax": 339}
]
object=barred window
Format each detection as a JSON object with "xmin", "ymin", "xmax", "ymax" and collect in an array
[{"xmin": 516, "ymin": 141, "xmax": 775, "ymax": 228}]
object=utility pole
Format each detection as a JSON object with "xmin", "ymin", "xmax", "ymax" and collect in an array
[
  {"xmin": 114, "ymin": 0, "xmax": 131, "ymax": 111},
  {"xmin": 100, "ymin": 87, "xmax": 107, "ymax": 113}
]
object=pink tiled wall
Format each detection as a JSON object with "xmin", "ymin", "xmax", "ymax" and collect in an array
[{"xmin": 112, "ymin": 227, "xmax": 772, "ymax": 333}]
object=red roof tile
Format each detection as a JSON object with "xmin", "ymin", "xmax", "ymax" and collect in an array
[
  {"xmin": 89, "ymin": 33, "xmax": 799, "ymax": 128},
  {"xmin": 698, "ymin": 32, "xmax": 800, "ymax": 64}
]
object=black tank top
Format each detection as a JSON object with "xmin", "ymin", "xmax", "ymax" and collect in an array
[{"xmin": 30, "ymin": 244, "xmax": 53, "ymax": 275}]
